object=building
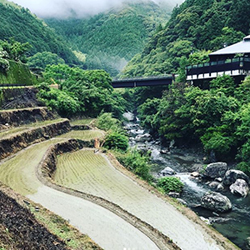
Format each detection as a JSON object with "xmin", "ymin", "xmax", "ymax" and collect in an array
[{"xmin": 186, "ymin": 35, "xmax": 250, "ymax": 85}]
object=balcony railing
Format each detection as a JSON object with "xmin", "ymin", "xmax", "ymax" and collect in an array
[{"xmin": 186, "ymin": 57, "xmax": 250, "ymax": 78}]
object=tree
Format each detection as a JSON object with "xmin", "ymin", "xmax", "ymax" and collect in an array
[
  {"xmin": 36, "ymin": 82, "xmax": 80, "ymax": 117},
  {"xmin": 210, "ymin": 75, "xmax": 236, "ymax": 97},
  {"xmin": 27, "ymin": 52, "xmax": 65, "ymax": 69},
  {"xmin": 104, "ymin": 132, "xmax": 129, "ymax": 151},
  {"xmin": 0, "ymin": 38, "xmax": 31, "ymax": 62}
]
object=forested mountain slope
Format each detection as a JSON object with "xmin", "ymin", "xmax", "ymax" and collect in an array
[
  {"xmin": 122, "ymin": 0, "xmax": 249, "ymax": 77},
  {"xmin": 0, "ymin": 0, "xmax": 78, "ymax": 65},
  {"xmin": 45, "ymin": 1, "xmax": 173, "ymax": 76}
]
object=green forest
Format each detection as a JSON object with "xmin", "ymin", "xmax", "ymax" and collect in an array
[
  {"xmin": 123, "ymin": 0, "xmax": 250, "ymax": 175},
  {"xmin": 0, "ymin": 0, "xmax": 78, "ymax": 65},
  {"xmin": 122, "ymin": 0, "xmax": 248, "ymax": 77},
  {"xmin": 45, "ymin": 1, "xmax": 172, "ymax": 76},
  {"xmin": 1, "ymin": 0, "xmax": 250, "ymax": 176}
]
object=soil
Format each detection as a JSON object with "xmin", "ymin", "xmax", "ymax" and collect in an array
[
  {"xmin": 0, "ymin": 184, "xmax": 68, "ymax": 250},
  {"xmin": 0, "ymin": 119, "xmax": 71, "ymax": 160},
  {"xmin": 0, "ymin": 87, "xmax": 43, "ymax": 110},
  {"xmin": 0, "ymin": 107, "xmax": 57, "ymax": 129}
]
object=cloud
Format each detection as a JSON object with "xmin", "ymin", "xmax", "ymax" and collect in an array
[{"xmin": 10, "ymin": 0, "xmax": 184, "ymax": 18}]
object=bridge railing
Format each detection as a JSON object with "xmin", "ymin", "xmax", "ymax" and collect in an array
[{"xmin": 112, "ymin": 74, "xmax": 173, "ymax": 82}]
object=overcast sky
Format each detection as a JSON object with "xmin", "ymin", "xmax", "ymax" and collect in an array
[{"xmin": 10, "ymin": 0, "xmax": 184, "ymax": 18}]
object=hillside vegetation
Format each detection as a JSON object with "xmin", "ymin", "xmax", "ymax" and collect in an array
[
  {"xmin": 0, "ymin": 60, "xmax": 35, "ymax": 85},
  {"xmin": 0, "ymin": 0, "xmax": 78, "ymax": 65},
  {"xmin": 122, "ymin": 0, "xmax": 248, "ymax": 77},
  {"xmin": 45, "ymin": 1, "xmax": 172, "ymax": 76},
  {"xmin": 123, "ymin": 0, "xmax": 250, "ymax": 176}
]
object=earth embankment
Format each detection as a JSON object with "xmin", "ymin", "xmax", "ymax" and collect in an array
[
  {"xmin": 0, "ymin": 119, "xmax": 71, "ymax": 160},
  {"xmin": 0, "ymin": 184, "xmax": 69, "ymax": 250}
]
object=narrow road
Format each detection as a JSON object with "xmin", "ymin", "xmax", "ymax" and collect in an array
[{"xmin": 0, "ymin": 139, "xmax": 159, "ymax": 250}]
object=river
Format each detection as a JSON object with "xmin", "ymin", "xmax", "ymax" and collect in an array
[{"xmin": 124, "ymin": 112, "xmax": 250, "ymax": 250}]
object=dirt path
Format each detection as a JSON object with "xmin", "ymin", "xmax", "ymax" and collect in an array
[
  {"xmin": 54, "ymin": 149, "xmax": 237, "ymax": 250},
  {"xmin": 0, "ymin": 138, "xmax": 159, "ymax": 250}
]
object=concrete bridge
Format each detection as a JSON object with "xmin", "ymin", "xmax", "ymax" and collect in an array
[{"xmin": 112, "ymin": 75, "xmax": 174, "ymax": 88}]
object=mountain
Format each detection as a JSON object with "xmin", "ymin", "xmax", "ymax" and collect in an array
[
  {"xmin": 122, "ymin": 0, "xmax": 249, "ymax": 77},
  {"xmin": 44, "ymin": 1, "xmax": 173, "ymax": 76},
  {"xmin": 0, "ymin": 0, "xmax": 78, "ymax": 65}
]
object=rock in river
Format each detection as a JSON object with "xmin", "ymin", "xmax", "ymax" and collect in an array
[
  {"xmin": 201, "ymin": 192, "xmax": 232, "ymax": 213},
  {"xmin": 203, "ymin": 162, "xmax": 228, "ymax": 179},
  {"xmin": 135, "ymin": 133, "xmax": 151, "ymax": 142},
  {"xmin": 230, "ymin": 179, "xmax": 249, "ymax": 197},
  {"xmin": 223, "ymin": 169, "xmax": 249, "ymax": 186},
  {"xmin": 159, "ymin": 167, "xmax": 176, "ymax": 176}
]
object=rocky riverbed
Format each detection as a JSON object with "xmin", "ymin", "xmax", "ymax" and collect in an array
[{"xmin": 124, "ymin": 112, "xmax": 250, "ymax": 250}]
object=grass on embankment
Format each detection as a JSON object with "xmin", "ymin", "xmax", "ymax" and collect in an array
[
  {"xmin": 0, "ymin": 118, "xmax": 66, "ymax": 139},
  {"xmin": 57, "ymin": 130, "xmax": 105, "ymax": 141},
  {"xmin": 29, "ymin": 203, "xmax": 101, "ymax": 250},
  {"xmin": 70, "ymin": 118, "xmax": 95, "ymax": 126}
]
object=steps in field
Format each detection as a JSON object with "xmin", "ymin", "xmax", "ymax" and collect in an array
[
  {"xmin": 0, "ymin": 107, "xmax": 57, "ymax": 130},
  {"xmin": 0, "ymin": 107, "xmax": 72, "ymax": 160}
]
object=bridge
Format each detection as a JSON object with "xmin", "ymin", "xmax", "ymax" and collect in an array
[{"xmin": 112, "ymin": 75, "xmax": 174, "ymax": 88}]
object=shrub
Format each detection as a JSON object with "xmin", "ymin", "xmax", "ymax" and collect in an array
[
  {"xmin": 157, "ymin": 177, "xmax": 184, "ymax": 194},
  {"xmin": 104, "ymin": 132, "xmax": 128, "ymax": 151},
  {"xmin": 116, "ymin": 148, "xmax": 152, "ymax": 181},
  {"xmin": 96, "ymin": 113, "xmax": 121, "ymax": 131}
]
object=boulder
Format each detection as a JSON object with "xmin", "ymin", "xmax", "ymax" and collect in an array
[
  {"xmin": 209, "ymin": 181, "xmax": 220, "ymax": 189},
  {"xmin": 203, "ymin": 162, "xmax": 228, "ymax": 179},
  {"xmin": 190, "ymin": 172, "xmax": 200, "ymax": 178},
  {"xmin": 159, "ymin": 167, "xmax": 176, "ymax": 176},
  {"xmin": 200, "ymin": 216, "xmax": 211, "ymax": 225},
  {"xmin": 201, "ymin": 192, "xmax": 232, "ymax": 213},
  {"xmin": 215, "ymin": 177, "xmax": 223, "ymax": 182},
  {"xmin": 168, "ymin": 192, "xmax": 180, "ymax": 198},
  {"xmin": 135, "ymin": 133, "xmax": 151, "ymax": 142},
  {"xmin": 230, "ymin": 179, "xmax": 249, "ymax": 197},
  {"xmin": 216, "ymin": 184, "xmax": 225, "ymax": 192},
  {"xmin": 245, "ymin": 237, "xmax": 250, "ymax": 250},
  {"xmin": 160, "ymin": 149, "xmax": 169, "ymax": 154},
  {"xmin": 177, "ymin": 198, "xmax": 187, "ymax": 206},
  {"xmin": 223, "ymin": 169, "xmax": 249, "ymax": 186}
]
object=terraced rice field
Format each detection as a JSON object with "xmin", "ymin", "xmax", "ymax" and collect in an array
[
  {"xmin": 58, "ymin": 130, "xmax": 104, "ymax": 141},
  {"xmin": 0, "ymin": 139, "xmax": 65, "ymax": 195},
  {"xmin": 55, "ymin": 149, "xmax": 227, "ymax": 250},
  {"xmin": 0, "ymin": 118, "xmax": 66, "ymax": 139},
  {"xmin": 70, "ymin": 118, "xmax": 94, "ymax": 125},
  {"xmin": 0, "ymin": 131, "xmax": 158, "ymax": 249}
]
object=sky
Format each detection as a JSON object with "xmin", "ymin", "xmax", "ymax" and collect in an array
[{"xmin": 10, "ymin": 0, "xmax": 184, "ymax": 18}]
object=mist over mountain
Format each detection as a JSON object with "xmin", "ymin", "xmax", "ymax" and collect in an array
[
  {"xmin": 0, "ymin": 0, "xmax": 78, "ymax": 64},
  {"xmin": 11, "ymin": 0, "xmax": 184, "ymax": 18},
  {"xmin": 44, "ymin": 1, "xmax": 174, "ymax": 75}
]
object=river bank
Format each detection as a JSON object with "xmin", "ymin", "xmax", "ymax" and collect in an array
[{"xmin": 124, "ymin": 112, "xmax": 250, "ymax": 250}]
